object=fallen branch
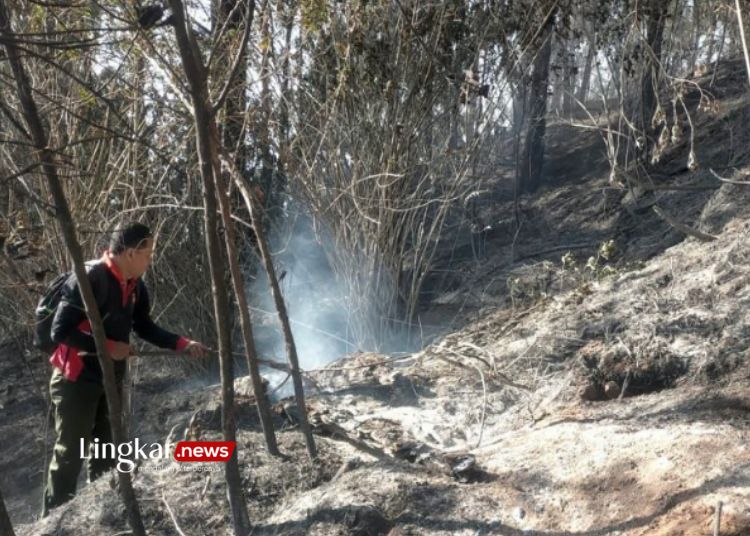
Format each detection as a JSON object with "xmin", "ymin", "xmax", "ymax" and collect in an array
[
  {"xmin": 460, "ymin": 341, "xmax": 497, "ymax": 372},
  {"xmin": 437, "ymin": 347, "xmax": 532, "ymax": 392},
  {"xmin": 162, "ymin": 494, "xmax": 187, "ymax": 536},
  {"xmin": 652, "ymin": 206, "xmax": 717, "ymax": 242},
  {"xmin": 134, "ymin": 349, "xmax": 292, "ymax": 373},
  {"xmin": 713, "ymin": 500, "xmax": 723, "ymax": 536},
  {"xmin": 442, "ymin": 345, "xmax": 493, "ymax": 370},
  {"xmin": 472, "ymin": 364, "xmax": 488, "ymax": 449},
  {"xmin": 312, "ymin": 421, "xmax": 391, "ymax": 461},
  {"xmin": 200, "ymin": 475, "xmax": 210, "ymax": 501},
  {"xmin": 709, "ymin": 167, "xmax": 750, "ymax": 185},
  {"xmin": 433, "ymin": 352, "xmax": 472, "ymax": 371},
  {"xmin": 736, "ymin": 0, "xmax": 750, "ymax": 88},
  {"xmin": 307, "ymin": 353, "xmax": 416, "ymax": 373},
  {"xmin": 618, "ymin": 369, "xmax": 631, "ymax": 401}
]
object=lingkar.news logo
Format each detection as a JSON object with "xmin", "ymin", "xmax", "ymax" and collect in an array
[{"xmin": 81, "ymin": 439, "xmax": 236, "ymax": 473}]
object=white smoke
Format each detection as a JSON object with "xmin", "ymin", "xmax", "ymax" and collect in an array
[
  {"xmin": 245, "ymin": 200, "xmax": 431, "ymax": 398},
  {"xmin": 246, "ymin": 204, "xmax": 353, "ymax": 396}
]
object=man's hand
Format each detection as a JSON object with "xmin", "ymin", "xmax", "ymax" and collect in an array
[
  {"xmin": 183, "ymin": 340, "xmax": 209, "ymax": 358},
  {"xmin": 107, "ymin": 340, "xmax": 131, "ymax": 361}
]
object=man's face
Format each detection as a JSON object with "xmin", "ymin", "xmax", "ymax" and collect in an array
[{"xmin": 125, "ymin": 238, "xmax": 154, "ymax": 278}]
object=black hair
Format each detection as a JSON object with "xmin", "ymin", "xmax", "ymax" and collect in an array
[{"xmin": 109, "ymin": 223, "xmax": 153, "ymax": 254}]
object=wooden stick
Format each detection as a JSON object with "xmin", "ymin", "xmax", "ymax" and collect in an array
[
  {"xmin": 134, "ymin": 349, "xmax": 292, "ymax": 373},
  {"xmin": 162, "ymin": 494, "xmax": 187, "ymax": 536},
  {"xmin": 710, "ymin": 168, "xmax": 750, "ymax": 186},
  {"xmin": 713, "ymin": 500, "xmax": 723, "ymax": 536},
  {"xmin": 307, "ymin": 353, "xmax": 416, "ymax": 372},
  {"xmin": 736, "ymin": 0, "xmax": 750, "ymax": 88},
  {"xmin": 166, "ymin": 0, "xmax": 252, "ymax": 528},
  {"xmin": 200, "ymin": 475, "xmax": 211, "ymax": 501},
  {"xmin": 618, "ymin": 369, "xmax": 631, "ymax": 401},
  {"xmin": 472, "ymin": 364, "xmax": 488, "ymax": 449},
  {"xmin": 652, "ymin": 206, "xmax": 718, "ymax": 242},
  {"xmin": 312, "ymin": 421, "xmax": 390, "ymax": 461}
]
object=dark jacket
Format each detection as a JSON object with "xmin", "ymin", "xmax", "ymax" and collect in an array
[{"xmin": 50, "ymin": 253, "xmax": 186, "ymax": 384}]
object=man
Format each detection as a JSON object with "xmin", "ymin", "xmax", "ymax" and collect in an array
[{"xmin": 41, "ymin": 222, "xmax": 208, "ymax": 516}]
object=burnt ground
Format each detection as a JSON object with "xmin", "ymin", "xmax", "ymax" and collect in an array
[
  {"xmin": 5, "ymin": 57, "xmax": 750, "ymax": 535},
  {"xmin": 0, "ymin": 341, "xmax": 48, "ymax": 524}
]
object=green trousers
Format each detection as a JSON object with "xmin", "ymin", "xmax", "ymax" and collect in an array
[{"xmin": 41, "ymin": 368, "xmax": 121, "ymax": 517}]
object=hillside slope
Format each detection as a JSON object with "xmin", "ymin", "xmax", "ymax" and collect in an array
[
  {"xmin": 20, "ymin": 210, "xmax": 750, "ymax": 534},
  {"xmin": 12, "ymin": 58, "xmax": 750, "ymax": 535}
]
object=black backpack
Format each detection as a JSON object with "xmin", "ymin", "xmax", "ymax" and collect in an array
[{"xmin": 33, "ymin": 262, "xmax": 108, "ymax": 353}]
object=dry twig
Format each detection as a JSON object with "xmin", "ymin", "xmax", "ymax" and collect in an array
[
  {"xmin": 652, "ymin": 206, "xmax": 717, "ymax": 242},
  {"xmin": 472, "ymin": 364, "xmax": 488, "ymax": 449},
  {"xmin": 710, "ymin": 167, "xmax": 750, "ymax": 186},
  {"xmin": 713, "ymin": 500, "xmax": 723, "ymax": 536},
  {"xmin": 161, "ymin": 494, "xmax": 187, "ymax": 536}
]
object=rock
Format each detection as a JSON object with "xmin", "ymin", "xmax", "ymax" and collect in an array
[
  {"xmin": 579, "ymin": 382, "xmax": 604, "ymax": 401},
  {"xmin": 333, "ymin": 458, "xmax": 360, "ymax": 481},
  {"xmin": 392, "ymin": 441, "xmax": 432, "ymax": 463},
  {"xmin": 604, "ymin": 381, "xmax": 621, "ymax": 399},
  {"xmin": 451, "ymin": 454, "xmax": 475, "ymax": 473},
  {"xmin": 391, "ymin": 373, "xmax": 418, "ymax": 405},
  {"xmin": 444, "ymin": 453, "xmax": 486, "ymax": 483}
]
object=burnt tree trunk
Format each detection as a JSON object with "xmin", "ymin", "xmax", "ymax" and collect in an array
[
  {"xmin": 214, "ymin": 0, "xmax": 248, "ymax": 371},
  {"xmin": 257, "ymin": 1, "xmax": 275, "ymax": 203},
  {"xmin": 562, "ymin": 48, "xmax": 575, "ymax": 115},
  {"xmin": 273, "ymin": 0, "xmax": 294, "ymax": 216},
  {"xmin": 219, "ymin": 0, "xmax": 249, "ymax": 175},
  {"xmin": 640, "ymin": 0, "xmax": 669, "ymax": 153},
  {"xmin": 577, "ymin": 36, "xmax": 595, "ymax": 104},
  {"xmin": 167, "ymin": 0, "xmax": 251, "ymax": 532},
  {"xmin": 518, "ymin": 17, "xmax": 554, "ymax": 194},
  {"xmin": 691, "ymin": 0, "xmax": 701, "ymax": 70}
]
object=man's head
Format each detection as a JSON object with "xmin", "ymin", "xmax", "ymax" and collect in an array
[{"xmin": 109, "ymin": 223, "xmax": 154, "ymax": 279}]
